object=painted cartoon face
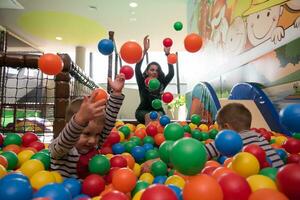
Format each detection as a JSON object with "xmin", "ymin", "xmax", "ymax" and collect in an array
[
  {"xmin": 225, "ymin": 17, "xmax": 246, "ymax": 55},
  {"xmin": 246, "ymin": 5, "xmax": 282, "ymax": 46}
]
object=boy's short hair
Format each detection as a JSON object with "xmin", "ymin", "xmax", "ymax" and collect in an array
[{"xmin": 216, "ymin": 102, "xmax": 252, "ymax": 132}]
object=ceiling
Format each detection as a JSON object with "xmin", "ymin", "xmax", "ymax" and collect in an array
[{"xmin": 0, "ymin": 0, "xmax": 188, "ymax": 54}]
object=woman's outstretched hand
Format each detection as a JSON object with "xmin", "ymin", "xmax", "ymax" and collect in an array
[
  {"xmin": 164, "ymin": 46, "xmax": 170, "ymax": 55},
  {"xmin": 143, "ymin": 35, "xmax": 150, "ymax": 54}
]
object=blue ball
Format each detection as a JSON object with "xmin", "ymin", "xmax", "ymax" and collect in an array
[
  {"xmin": 0, "ymin": 177, "xmax": 33, "ymax": 200},
  {"xmin": 149, "ymin": 111, "xmax": 158, "ymax": 120},
  {"xmin": 217, "ymin": 155, "xmax": 228, "ymax": 164},
  {"xmin": 73, "ymin": 194, "xmax": 91, "ymax": 200},
  {"xmin": 62, "ymin": 178, "xmax": 81, "ymax": 198},
  {"xmin": 168, "ymin": 185, "xmax": 183, "ymax": 200},
  {"xmin": 160, "ymin": 115, "xmax": 171, "ymax": 126},
  {"xmin": 131, "ymin": 146, "xmax": 146, "ymax": 162},
  {"xmin": 215, "ymin": 130, "xmax": 243, "ymax": 157},
  {"xmin": 279, "ymin": 104, "xmax": 300, "ymax": 133},
  {"xmin": 33, "ymin": 183, "xmax": 71, "ymax": 200},
  {"xmin": 143, "ymin": 143, "xmax": 154, "ymax": 151},
  {"xmin": 98, "ymin": 39, "xmax": 114, "ymax": 55},
  {"xmin": 0, "ymin": 172, "xmax": 29, "ymax": 183},
  {"xmin": 112, "ymin": 143, "xmax": 126, "ymax": 154},
  {"xmin": 153, "ymin": 176, "xmax": 167, "ymax": 184}
]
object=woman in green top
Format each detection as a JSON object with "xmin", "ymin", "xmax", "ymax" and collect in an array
[{"xmin": 135, "ymin": 36, "xmax": 174, "ymax": 124}]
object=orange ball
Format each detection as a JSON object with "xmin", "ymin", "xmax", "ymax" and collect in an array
[
  {"xmin": 248, "ymin": 188, "xmax": 289, "ymax": 200},
  {"xmin": 167, "ymin": 53, "xmax": 177, "ymax": 64},
  {"xmin": 184, "ymin": 33, "xmax": 203, "ymax": 53},
  {"xmin": 112, "ymin": 168, "xmax": 137, "ymax": 193},
  {"xmin": 134, "ymin": 128, "xmax": 147, "ymax": 139},
  {"xmin": 212, "ymin": 166, "xmax": 235, "ymax": 180},
  {"xmin": 154, "ymin": 133, "xmax": 165, "ymax": 146},
  {"xmin": 183, "ymin": 174, "xmax": 223, "ymax": 200},
  {"xmin": 121, "ymin": 153, "xmax": 135, "ymax": 169},
  {"xmin": 93, "ymin": 88, "xmax": 108, "ymax": 102},
  {"xmin": 38, "ymin": 53, "xmax": 63, "ymax": 75},
  {"xmin": 0, "ymin": 155, "xmax": 8, "ymax": 169},
  {"xmin": 120, "ymin": 41, "xmax": 143, "ymax": 64},
  {"xmin": 205, "ymin": 160, "xmax": 221, "ymax": 168},
  {"xmin": 3, "ymin": 144, "xmax": 21, "ymax": 154}
]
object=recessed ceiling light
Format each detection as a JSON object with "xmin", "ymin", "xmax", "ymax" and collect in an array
[
  {"xmin": 129, "ymin": 2, "xmax": 138, "ymax": 8},
  {"xmin": 129, "ymin": 18, "xmax": 137, "ymax": 22},
  {"xmin": 55, "ymin": 36, "xmax": 63, "ymax": 41}
]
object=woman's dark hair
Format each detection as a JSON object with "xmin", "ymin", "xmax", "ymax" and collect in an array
[{"xmin": 142, "ymin": 61, "xmax": 165, "ymax": 81}]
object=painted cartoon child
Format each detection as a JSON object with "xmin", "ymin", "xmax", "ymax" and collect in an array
[
  {"xmin": 285, "ymin": 0, "xmax": 300, "ymax": 28},
  {"xmin": 243, "ymin": 0, "xmax": 288, "ymax": 46}
]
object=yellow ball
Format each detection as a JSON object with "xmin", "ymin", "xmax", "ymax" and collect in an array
[
  {"xmin": 51, "ymin": 171, "xmax": 63, "ymax": 183},
  {"xmin": 92, "ymin": 196, "xmax": 101, "ymax": 200},
  {"xmin": 247, "ymin": 174, "xmax": 277, "ymax": 192},
  {"xmin": 165, "ymin": 175, "xmax": 185, "ymax": 189},
  {"xmin": 30, "ymin": 170, "xmax": 56, "ymax": 190},
  {"xmin": 133, "ymin": 163, "xmax": 141, "ymax": 177},
  {"xmin": 19, "ymin": 159, "xmax": 45, "ymax": 178},
  {"xmin": 119, "ymin": 131, "xmax": 125, "ymax": 142},
  {"xmin": 0, "ymin": 164, "xmax": 7, "ymax": 178},
  {"xmin": 115, "ymin": 120, "xmax": 125, "ymax": 128},
  {"xmin": 17, "ymin": 150, "xmax": 35, "ymax": 167},
  {"xmin": 139, "ymin": 172, "xmax": 154, "ymax": 184},
  {"xmin": 132, "ymin": 189, "xmax": 145, "ymax": 200},
  {"xmin": 199, "ymin": 124, "xmax": 209, "ymax": 132},
  {"xmin": 231, "ymin": 152, "xmax": 260, "ymax": 178},
  {"xmin": 274, "ymin": 136, "xmax": 287, "ymax": 145},
  {"xmin": 105, "ymin": 154, "xmax": 114, "ymax": 159},
  {"xmin": 136, "ymin": 124, "xmax": 146, "ymax": 130},
  {"xmin": 189, "ymin": 123, "xmax": 198, "ymax": 130}
]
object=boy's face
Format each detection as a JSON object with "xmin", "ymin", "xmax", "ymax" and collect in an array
[{"xmin": 75, "ymin": 120, "xmax": 104, "ymax": 154}]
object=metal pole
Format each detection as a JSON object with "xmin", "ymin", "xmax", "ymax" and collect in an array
[
  {"xmin": 107, "ymin": 31, "xmax": 114, "ymax": 92},
  {"xmin": 89, "ymin": 52, "xmax": 93, "ymax": 79},
  {"xmin": 176, "ymin": 52, "xmax": 180, "ymax": 94}
]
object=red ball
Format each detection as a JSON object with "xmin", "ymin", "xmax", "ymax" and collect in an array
[
  {"xmin": 218, "ymin": 173, "xmax": 251, "ymax": 200},
  {"xmin": 141, "ymin": 184, "xmax": 177, "ymax": 200},
  {"xmin": 28, "ymin": 141, "xmax": 45, "ymax": 151},
  {"xmin": 146, "ymin": 124, "xmax": 158, "ymax": 137},
  {"xmin": 120, "ymin": 65, "xmax": 134, "ymax": 80},
  {"xmin": 201, "ymin": 166, "xmax": 218, "ymax": 176},
  {"xmin": 101, "ymin": 190, "xmax": 129, "ymax": 200},
  {"xmin": 242, "ymin": 144, "xmax": 266, "ymax": 166},
  {"xmin": 282, "ymin": 138, "xmax": 300, "ymax": 154},
  {"xmin": 38, "ymin": 53, "xmax": 63, "ymax": 75},
  {"xmin": 163, "ymin": 38, "xmax": 173, "ymax": 47},
  {"xmin": 277, "ymin": 163, "xmax": 300, "ymax": 200},
  {"xmin": 110, "ymin": 155, "xmax": 128, "ymax": 168},
  {"xmin": 287, "ymin": 154, "xmax": 300, "ymax": 164},
  {"xmin": 184, "ymin": 132, "xmax": 192, "ymax": 138},
  {"xmin": 106, "ymin": 131, "xmax": 121, "ymax": 145},
  {"xmin": 22, "ymin": 132, "xmax": 38, "ymax": 147},
  {"xmin": 184, "ymin": 33, "xmax": 203, "ymax": 53},
  {"xmin": 162, "ymin": 92, "xmax": 173, "ymax": 103},
  {"xmin": 104, "ymin": 167, "xmax": 120, "ymax": 184},
  {"xmin": 167, "ymin": 54, "xmax": 177, "ymax": 64},
  {"xmin": 120, "ymin": 41, "xmax": 143, "ymax": 64},
  {"xmin": 144, "ymin": 77, "xmax": 151, "ymax": 86},
  {"xmin": 0, "ymin": 133, "xmax": 3, "ymax": 146},
  {"xmin": 99, "ymin": 146, "xmax": 113, "ymax": 154},
  {"xmin": 82, "ymin": 174, "xmax": 105, "ymax": 197}
]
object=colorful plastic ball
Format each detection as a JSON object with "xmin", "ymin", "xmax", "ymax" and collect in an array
[
  {"xmin": 246, "ymin": 174, "xmax": 277, "ymax": 192},
  {"xmin": 19, "ymin": 159, "xmax": 45, "ymax": 178},
  {"xmin": 112, "ymin": 168, "xmax": 137, "ymax": 193},
  {"xmin": 22, "ymin": 132, "xmax": 38, "ymax": 147},
  {"xmin": 164, "ymin": 123, "xmax": 184, "ymax": 141},
  {"xmin": 150, "ymin": 160, "xmax": 168, "ymax": 176},
  {"xmin": 131, "ymin": 180, "xmax": 149, "ymax": 197},
  {"xmin": 33, "ymin": 183, "xmax": 71, "ymax": 199},
  {"xmin": 143, "ymin": 136, "xmax": 155, "ymax": 145},
  {"xmin": 119, "ymin": 126, "xmax": 131, "ymax": 138},
  {"xmin": 215, "ymin": 130, "xmax": 243, "ymax": 157},
  {"xmin": 73, "ymin": 194, "xmax": 91, "ymax": 200},
  {"xmin": 159, "ymin": 115, "xmax": 170, "ymax": 126},
  {"xmin": 93, "ymin": 88, "xmax": 108, "ymax": 102},
  {"xmin": 124, "ymin": 141, "xmax": 136, "ymax": 153},
  {"xmin": 0, "ymin": 133, "xmax": 3, "ymax": 147},
  {"xmin": 130, "ymin": 136, "xmax": 143, "ymax": 146},
  {"xmin": 88, "ymin": 154, "xmax": 110, "ymax": 175},
  {"xmin": 248, "ymin": 188, "xmax": 289, "ymax": 200},
  {"xmin": 149, "ymin": 111, "xmax": 158, "ymax": 120},
  {"xmin": 62, "ymin": 178, "xmax": 81, "ymax": 198},
  {"xmin": 135, "ymin": 128, "xmax": 147, "ymax": 139},
  {"xmin": 120, "ymin": 65, "xmax": 134, "ymax": 80},
  {"xmin": 131, "ymin": 146, "xmax": 146, "ymax": 163},
  {"xmin": 163, "ymin": 38, "xmax": 173, "ymax": 47},
  {"xmin": 106, "ymin": 131, "xmax": 121, "ymax": 145},
  {"xmin": 51, "ymin": 171, "xmax": 63, "ymax": 183},
  {"xmin": 110, "ymin": 155, "xmax": 127, "ymax": 168},
  {"xmin": 167, "ymin": 53, "xmax": 177, "ymax": 64},
  {"xmin": 146, "ymin": 123, "xmax": 158, "ymax": 137},
  {"xmin": 170, "ymin": 138, "xmax": 207, "ymax": 175},
  {"xmin": 141, "ymin": 184, "xmax": 177, "ymax": 200},
  {"xmin": 182, "ymin": 174, "xmax": 223, "ymax": 200},
  {"xmin": 279, "ymin": 104, "xmax": 300, "ymax": 133},
  {"xmin": 28, "ymin": 141, "xmax": 45, "ymax": 152},
  {"xmin": 165, "ymin": 175, "xmax": 185, "ymax": 189},
  {"xmin": 282, "ymin": 138, "xmax": 300, "ymax": 154},
  {"xmin": 287, "ymin": 153, "xmax": 300, "ymax": 164},
  {"xmin": 275, "ymin": 148, "xmax": 287, "ymax": 162},
  {"xmin": 102, "ymin": 190, "xmax": 129, "ymax": 200},
  {"xmin": 168, "ymin": 185, "xmax": 183, "ymax": 200},
  {"xmin": 1, "ymin": 151, "xmax": 18, "ymax": 170},
  {"xmin": 173, "ymin": 21, "xmax": 183, "ymax": 31},
  {"xmin": 3, "ymin": 144, "xmax": 21, "ymax": 154},
  {"xmin": 218, "ymin": 172, "xmax": 251, "ymax": 200},
  {"xmin": 276, "ymin": 163, "xmax": 300, "ymax": 200},
  {"xmin": 120, "ymin": 41, "xmax": 143, "ymax": 64},
  {"xmin": 30, "ymin": 170, "xmax": 56, "ymax": 190},
  {"xmin": 154, "ymin": 133, "xmax": 165, "ymax": 146},
  {"xmin": 1, "ymin": 172, "xmax": 29, "ymax": 182},
  {"xmin": 0, "ymin": 175, "xmax": 33, "ymax": 200},
  {"xmin": 259, "ymin": 167, "xmax": 278, "ymax": 181},
  {"xmin": 38, "ymin": 53, "xmax": 63, "ymax": 75},
  {"xmin": 158, "ymin": 140, "xmax": 174, "ymax": 164},
  {"xmin": 31, "ymin": 152, "xmax": 50, "ymax": 169},
  {"xmin": 243, "ymin": 144, "xmax": 266, "ymax": 165},
  {"xmin": 82, "ymin": 174, "xmax": 105, "ymax": 197},
  {"xmin": 184, "ymin": 33, "xmax": 203, "ymax": 53},
  {"xmin": 231, "ymin": 152, "xmax": 260, "ymax": 178},
  {"xmin": 148, "ymin": 78, "xmax": 160, "ymax": 91},
  {"xmin": 153, "ymin": 176, "xmax": 167, "ymax": 184},
  {"xmin": 191, "ymin": 114, "xmax": 201, "ymax": 125},
  {"xmin": 162, "ymin": 92, "xmax": 173, "ymax": 104},
  {"xmin": 144, "ymin": 77, "xmax": 151, "ymax": 86},
  {"xmin": 145, "ymin": 149, "xmax": 159, "ymax": 161},
  {"xmin": 143, "ymin": 143, "xmax": 154, "ymax": 151},
  {"xmin": 112, "ymin": 143, "xmax": 126, "ymax": 154},
  {"xmin": 98, "ymin": 39, "xmax": 114, "ymax": 55},
  {"xmin": 3, "ymin": 133, "xmax": 22, "ymax": 146},
  {"xmin": 152, "ymin": 99, "xmax": 162, "ymax": 110}
]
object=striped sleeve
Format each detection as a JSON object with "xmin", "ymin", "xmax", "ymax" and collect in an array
[
  {"xmin": 205, "ymin": 142, "xmax": 220, "ymax": 160},
  {"xmin": 49, "ymin": 116, "xmax": 86, "ymax": 159},
  {"xmin": 98, "ymin": 93, "xmax": 125, "ymax": 147}
]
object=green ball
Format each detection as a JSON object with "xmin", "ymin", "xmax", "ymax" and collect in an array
[
  {"xmin": 3, "ymin": 133, "xmax": 22, "ymax": 146},
  {"xmin": 183, "ymin": 125, "xmax": 191, "ymax": 133},
  {"xmin": 191, "ymin": 114, "xmax": 201, "ymax": 125},
  {"xmin": 170, "ymin": 138, "xmax": 207, "ymax": 175},
  {"xmin": 131, "ymin": 181, "xmax": 149, "ymax": 197},
  {"xmin": 1, "ymin": 151, "xmax": 18, "ymax": 170},
  {"xmin": 119, "ymin": 126, "xmax": 131, "ymax": 137},
  {"xmin": 270, "ymin": 138, "xmax": 276, "ymax": 144},
  {"xmin": 31, "ymin": 152, "xmax": 50, "ymax": 169},
  {"xmin": 152, "ymin": 99, "xmax": 162, "ymax": 110},
  {"xmin": 148, "ymin": 78, "xmax": 160, "ymax": 91},
  {"xmin": 88, "ymin": 154, "xmax": 110, "ymax": 175},
  {"xmin": 150, "ymin": 160, "xmax": 168, "ymax": 176},
  {"xmin": 209, "ymin": 129, "xmax": 218, "ymax": 139},
  {"xmin": 292, "ymin": 133, "xmax": 300, "ymax": 140},
  {"xmin": 173, "ymin": 21, "xmax": 183, "ymax": 31},
  {"xmin": 130, "ymin": 136, "xmax": 142, "ymax": 146},
  {"xmin": 200, "ymin": 132, "xmax": 210, "ymax": 141},
  {"xmin": 191, "ymin": 129, "xmax": 202, "ymax": 140},
  {"xmin": 145, "ymin": 149, "xmax": 160, "ymax": 161},
  {"xmin": 168, "ymin": 169, "xmax": 175, "ymax": 176},
  {"xmin": 164, "ymin": 123, "xmax": 184, "ymax": 141},
  {"xmin": 39, "ymin": 149, "xmax": 50, "ymax": 155},
  {"xmin": 124, "ymin": 141, "xmax": 136, "ymax": 152},
  {"xmin": 143, "ymin": 136, "xmax": 155, "ymax": 145},
  {"xmin": 159, "ymin": 140, "xmax": 174, "ymax": 164},
  {"xmin": 259, "ymin": 167, "xmax": 278, "ymax": 181}
]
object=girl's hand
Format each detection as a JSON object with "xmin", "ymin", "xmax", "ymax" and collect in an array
[
  {"xmin": 109, "ymin": 73, "xmax": 125, "ymax": 95},
  {"xmin": 164, "ymin": 46, "xmax": 170, "ymax": 55},
  {"xmin": 143, "ymin": 35, "xmax": 150, "ymax": 54}
]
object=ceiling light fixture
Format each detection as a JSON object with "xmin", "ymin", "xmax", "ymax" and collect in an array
[
  {"xmin": 129, "ymin": 2, "xmax": 138, "ymax": 8},
  {"xmin": 55, "ymin": 36, "xmax": 63, "ymax": 41}
]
